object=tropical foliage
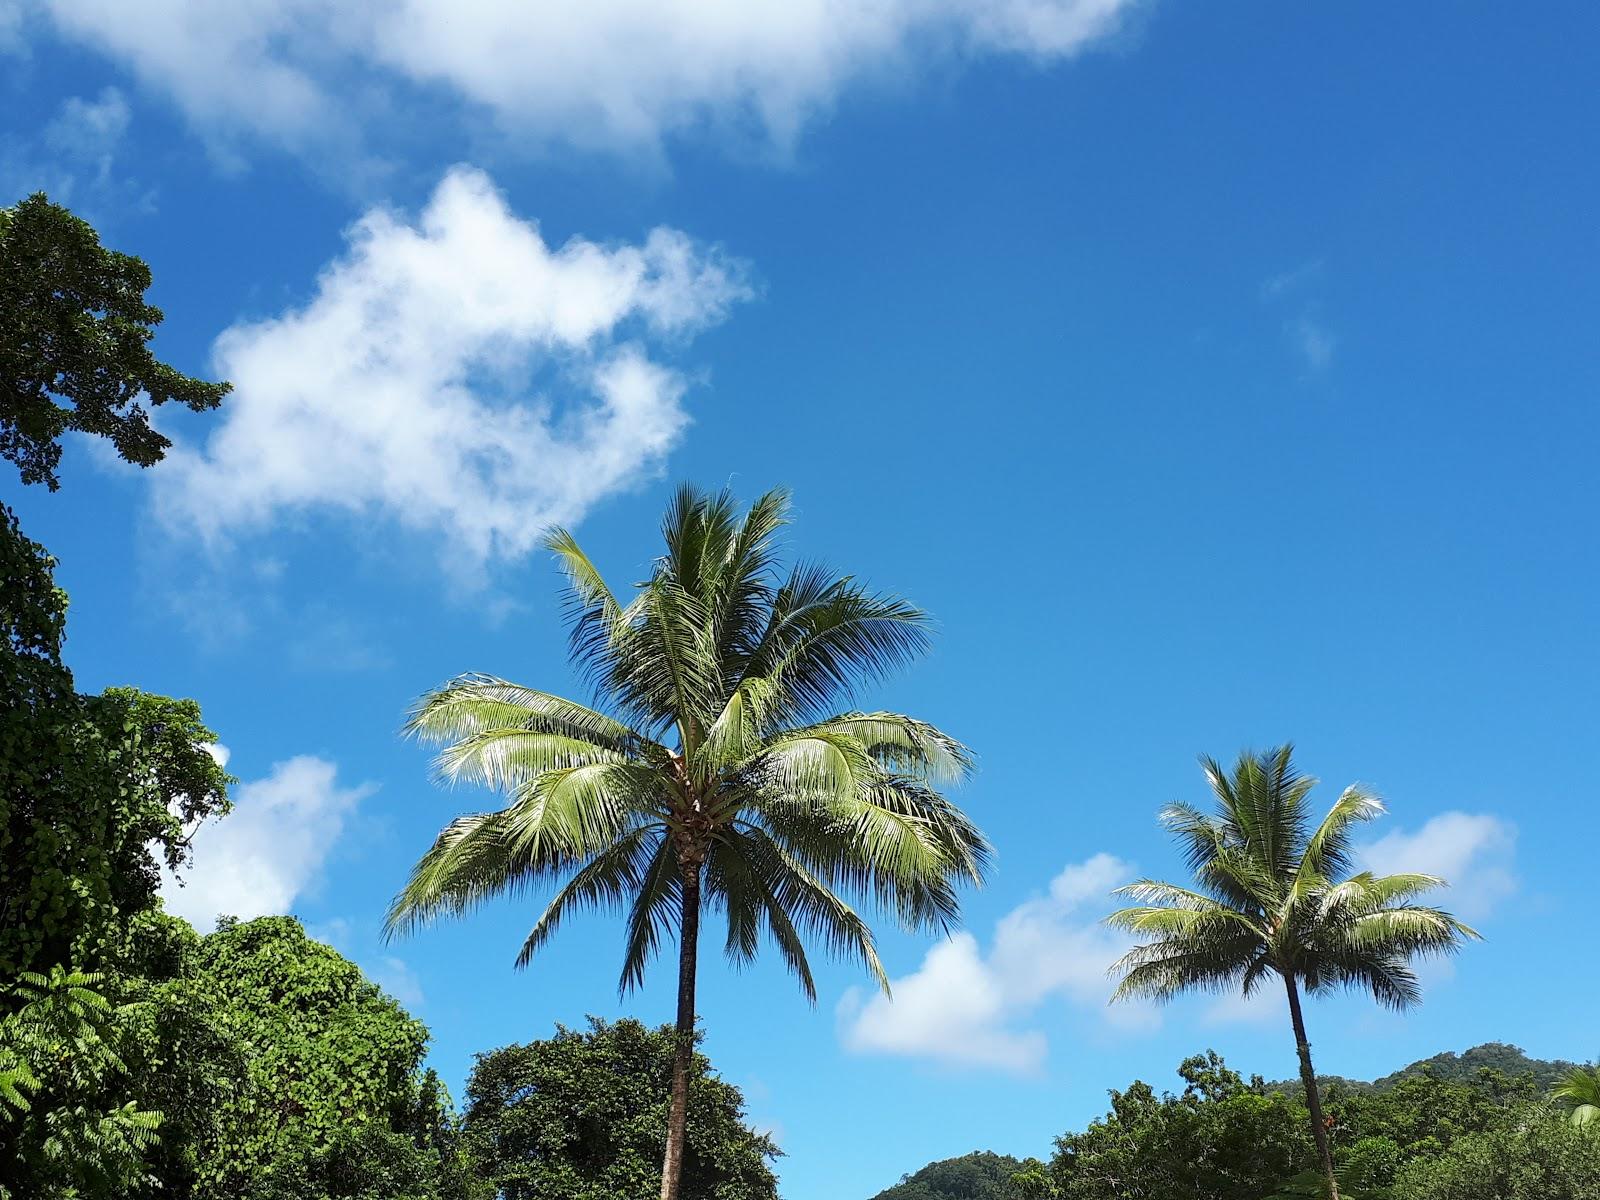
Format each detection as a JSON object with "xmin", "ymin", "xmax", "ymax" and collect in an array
[
  {"xmin": 1552, "ymin": 1064, "xmax": 1600, "ymax": 1128},
  {"xmin": 1107, "ymin": 747, "xmax": 1479, "ymax": 1198},
  {"xmin": 0, "ymin": 505, "xmax": 232, "ymax": 984},
  {"xmin": 0, "ymin": 967, "xmax": 163, "ymax": 1200},
  {"xmin": 387, "ymin": 485, "xmax": 987, "ymax": 1199},
  {"xmin": 886, "ymin": 1052, "xmax": 1590, "ymax": 1200},
  {"xmin": 462, "ymin": 1017, "xmax": 778, "ymax": 1200}
]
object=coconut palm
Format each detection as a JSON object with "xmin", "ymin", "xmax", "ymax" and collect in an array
[
  {"xmin": 384, "ymin": 486, "xmax": 987, "ymax": 1200},
  {"xmin": 1107, "ymin": 746, "xmax": 1479, "ymax": 1200},
  {"xmin": 1553, "ymin": 1064, "xmax": 1600, "ymax": 1128}
]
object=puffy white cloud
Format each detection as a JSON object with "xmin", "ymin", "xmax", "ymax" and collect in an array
[
  {"xmin": 24, "ymin": 0, "xmax": 1143, "ymax": 157},
  {"xmin": 152, "ymin": 166, "xmax": 749, "ymax": 573},
  {"xmin": 159, "ymin": 755, "xmax": 372, "ymax": 928},
  {"xmin": 838, "ymin": 853, "xmax": 1149, "ymax": 1074},
  {"xmin": 1358, "ymin": 811, "xmax": 1517, "ymax": 921}
]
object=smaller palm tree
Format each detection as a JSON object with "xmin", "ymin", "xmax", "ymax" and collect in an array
[
  {"xmin": 1107, "ymin": 746, "xmax": 1479, "ymax": 1200},
  {"xmin": 1553, "ymin": 1064, "xmax": 1600, "ymax": 1128}
]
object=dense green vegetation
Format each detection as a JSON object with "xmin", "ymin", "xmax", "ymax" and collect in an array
[
  {"xmin": 871, "ymin": 1151, "xmax": 1025, "ymax": 1200},
  {"xmin": 461, "ymin": 1018, "xmax": 778, "ymax": 1200},
  {"xmin": 879, "ymin": 1047, "xmax": 1595, "ymax": 1200},
  {"xmin": 1268, "ymin": 1042, "xmax": 1582, "ymax": 1098}
]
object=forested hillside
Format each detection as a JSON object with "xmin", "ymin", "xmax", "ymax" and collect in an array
[{"xmin": 872, "ymin": 1044, "xmax": 1595, "ymax": 1200}]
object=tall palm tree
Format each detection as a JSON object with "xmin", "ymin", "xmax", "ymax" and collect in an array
[
  {"xmin": 384, "ymin": 486, "xmax": 987, "ymax": 1200},
  {"xmin": 1553, "ymin": 1064, "xmax": 1600, "ymax": 1128},
  {"xmin": 1106, "ymin": 746, "xmax": 1479, "ymax": 1200}
]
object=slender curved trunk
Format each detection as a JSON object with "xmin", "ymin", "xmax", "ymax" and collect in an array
[
  {"xmin": 660, "ymin": 864, "xmax": 701, "ymax": 1200},
  {"xmin": 1284, "ymin": 975, "xmax": 1339, "ymax": 1199}
]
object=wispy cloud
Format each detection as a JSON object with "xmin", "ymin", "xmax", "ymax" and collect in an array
[
  {"xmin": 838, "ymin": 853, "xmax": 1152, "ymax": 1075},
  {"xmin": 1288, "ymin": 314, "xmax": 1336, "ymax": 371},
  {"xmin": 150, "ymin": 166, "xmax": 750, "ymax": 583},
  {"xmin": 2, "ymin": 86, "xmax": 153, "ymax": 218},
  {"xmin": 1261, "ymin": 259, "xmax": 1336, "ymax": 373},
  {"xmin": 21, "ymin": 0, "xmax": 1144, "ymax": 163}
]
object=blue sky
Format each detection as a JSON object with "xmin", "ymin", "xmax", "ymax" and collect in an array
[{"xmin": 4, "ymin": 2, "xmax": 1598, "ymax": 1196}]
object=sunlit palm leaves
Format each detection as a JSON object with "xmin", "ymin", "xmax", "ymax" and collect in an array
[
  {"xmin": 385, "ymin": 485, "xmax": 988, "ymax": 999},
  {"xmin": 1553, "ymin": 1064, "xmax": 1600, "ymax": 1128},
  {"xmin": 1108, "ymin": 746, "xmax": 1477, "ymax": 1008}
]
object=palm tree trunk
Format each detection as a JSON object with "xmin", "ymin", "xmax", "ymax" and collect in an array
[
  {"xmin": 659, "ymin": 864, "xmax": 701, "ymax": 1200},
  {"xmin": 1283, "ymin": 975, "xmax": 1339, "ymax": 1199}
]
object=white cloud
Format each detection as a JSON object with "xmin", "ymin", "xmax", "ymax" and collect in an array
[
  {"xmin": 1358, "ymin": 811, "xmax": 1517, "ymax": 922},
  {"xmin": 838, "ymin": 853, "xmax": 1150, "ymax": 1074},
  {"xmin": 151, "ymin": 166, "xmax": 749, "ymax": 575},
  {"xmin": 159, "ymin": 755, "xmax": 373, "ymax": 928},
  {"xmin": 23, "ymin": 0, "xmax": 1143, "ymax": 158}
]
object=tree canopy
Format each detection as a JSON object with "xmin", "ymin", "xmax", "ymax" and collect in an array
[
  {"xmin": 462, "ymin": 1016, "xmax": 779, "ymax": 1200},
  {"xmin": 0, "ymin": 194, "xmax": 229, "ymax": 490}
]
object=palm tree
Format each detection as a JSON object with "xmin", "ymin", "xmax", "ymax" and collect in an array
[
  {"xmin": 384, "ymin": 486, "xmax": 988, "ymax": 1200},
  {"xmin": 1553, "ymin": 1064, "xmax": 1600, "ymax": 1128},
  {"xmin": 1106, "ymin": 746, "xmax": 1479, "ymax": 1200}
]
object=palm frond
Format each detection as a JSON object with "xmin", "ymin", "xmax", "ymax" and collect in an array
[
  {"xmin": 1296, "ymin": 783, "xmax": 1384, "ymax": 891},
  {"xmin": 802, "ymin": 712, "xmax": 973, "ymax": 783},
  {"xmin": 619, "ymin": 834, "xmax": 684, "ymax": 994},
  {"xmin": 406, "ymin": 674, "xmax": 643, "ymax": 752},
  {"xmin": 517, "ymin": 827, "xmax": 663, "ymax": 967},
  {"xmin": 723, "ymin": 823, "xmax": 887, "ymax": 998}
]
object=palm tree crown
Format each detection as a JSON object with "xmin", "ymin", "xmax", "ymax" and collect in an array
[
  {"xmin": 1108, "ymin": 746, "xmax": 1477, "ymax": 1010},
  {"xmin": 383, "ymin": 486, "xmax": 987, "ymax": 1200}
]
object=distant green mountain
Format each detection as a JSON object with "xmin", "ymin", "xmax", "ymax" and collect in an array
[
  {"xmin": 1269, "ymin": 1041, "xmax": 1582, "ymax": 1097},
  {"xmin": 1371, "ymin": 1041, "xmax": 1580, "ymax": 1091},
  {"xmin": 869, "ymin": 1151, "xmax": 1026, "ymax": 1200}
]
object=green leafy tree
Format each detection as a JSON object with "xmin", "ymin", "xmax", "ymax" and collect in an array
[
  {"xmin": 0, "ymin": 193, "xmax": 228, "ymax": 490},
  {"xmin": 462, "ymin": 1017, "xmax": 777, "ymax": 1200},
  {"xmin": 0, "ymin": 505, "xmax": 232, "ymax": 983},
  {"xmin": 1552, "ymin": 1063, "xmax": 1600, "ymax": 1128},
  {"xmin": 1039, "ymin": 1053, "xmax": 1309, "ymax": 1200},
  {"xmin": 1107, "ymin": 747, "xmax": 1479, "ymax": 1199},
  {"xmin": 0, "ymin": 966, "xmax": 164, "ymax": 1200},
  {"xmin": 1390, "ymin": 1105, "xmax": 1600, "ymax": 1200},
  {"xmin": 190, "ymin": 916, "xmax": 479, "ymax": 1200},
  {"xmin": 386, "ymin": 486, "xmax": 988, "ymax": 1200}
]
